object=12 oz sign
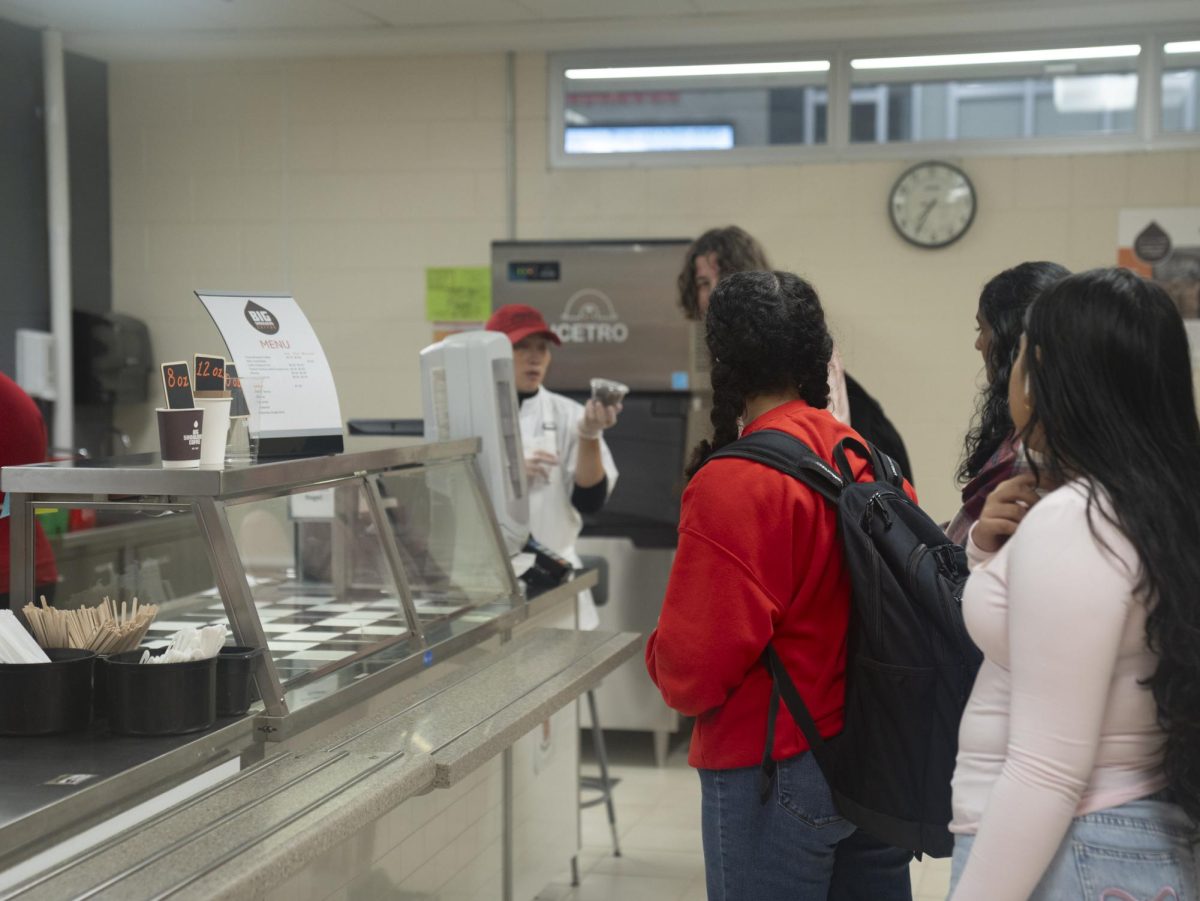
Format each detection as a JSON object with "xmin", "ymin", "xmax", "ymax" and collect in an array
[{"xmin": 194, "ymin": 354, "xmax": 226, "ymax": 393}]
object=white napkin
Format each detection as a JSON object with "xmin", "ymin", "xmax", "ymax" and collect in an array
[
  {"xmin": 140, "ymin": 624, "xmax": 228, "ymax": 664},
  {"xmin": 0, "ymin": 610, "xmax": 52, "ymax": 664}
]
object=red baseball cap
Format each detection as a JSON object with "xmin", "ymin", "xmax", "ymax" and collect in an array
[{"xmin": 485, "ymin": 304, "xmax": 562, "ymax": 347}]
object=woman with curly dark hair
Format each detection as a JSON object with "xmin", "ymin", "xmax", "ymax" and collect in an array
[
  {"xmin": 647, "ymin": 271, "xmax": 915, "ymax": 900},
  {"xmin": 949, "ymin": 268, "xmax": 1200, "ymax": 899},
  {"xmin": 945, "ymin": 261, "xmax": 1068, "ymax": 545}
]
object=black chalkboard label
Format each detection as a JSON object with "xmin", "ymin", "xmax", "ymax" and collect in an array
[
  {"xmin": 226, "ymin": 363, "xmax": 250, "ymax": 418},
  {"xmin": 193, "ymin": 354, "xmax": 226, "ymax": 393},
  {"xmin": 161, "ymin": 362, "xmax": 194, "ymax": 409}
]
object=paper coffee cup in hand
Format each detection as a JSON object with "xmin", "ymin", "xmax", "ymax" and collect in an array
[{"xmin": 590, "ymin": 378, "xmax": 629, "ymax": 408}]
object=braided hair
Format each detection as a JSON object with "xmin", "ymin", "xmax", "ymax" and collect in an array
[{"xmin": 686, "ymin": 270, "xmax": 833, "ymax": 477}]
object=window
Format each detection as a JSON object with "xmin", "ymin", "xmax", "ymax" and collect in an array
[
  {"xmin": 551, "ymin": 36, "xmax": 1200, "ymax": 167},
  {"xmin": 848, "ymin": 45, "xmax": 1140, "ymax": 143},
  {"xmin": 1163, "ymin": 41, "xmax": 1200, "ymax": 133},
  {"xmin": 558, "ymin": 57, "xmax": 831, "ymax": 157}
]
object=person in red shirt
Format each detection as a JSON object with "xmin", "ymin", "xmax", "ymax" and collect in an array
[
  {"xmin": 646, "ymin": 271, "xmax": 913, "ymax": 900},
  {"xmin": 0, "ymin": 371, "xmax": 59, "ymax": 609}
]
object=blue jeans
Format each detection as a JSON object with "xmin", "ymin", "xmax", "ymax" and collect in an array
[
  {"xmin": 949, "ymin": 792, "xmax": 1200, "ymax": 899},
  {"xmin": 700, "ymin": 752, "xmax": 914, "ymax": 901}
]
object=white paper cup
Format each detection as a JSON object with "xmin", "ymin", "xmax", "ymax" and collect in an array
[{"xmin": 195, "ymin": 396, "xmax": 232, "ymax": 467}]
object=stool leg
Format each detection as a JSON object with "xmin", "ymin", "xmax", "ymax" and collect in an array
[
  {"xmin": 653, "ymin": 729, "xmax": 669, "ymax": 768},
  {"xmin": 586, "ymin": 689, "xmax": 621, "ymax": 857},
  {"xmin": 570, "ymin": 855, "xmax": 580, "ymax": 887}
]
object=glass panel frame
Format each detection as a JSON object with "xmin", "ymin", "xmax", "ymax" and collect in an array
[
  {"xmin": 219, "ymin": 477, "xmax": 424, "ymax": 692},
  {"xmin": 4, "ymin": 444, "xmax": 520, "ymax": 721}
]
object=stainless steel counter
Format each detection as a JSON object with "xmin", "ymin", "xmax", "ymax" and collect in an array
[
  {"xmin": 0, "ymin": 441, "xmax": 479, "ymax": 499},
  {"xmin": 0, "ymin": 443, "xmax": 641, "ymax": 899},
  {"xmin": 0, "ymin": 574, "xmax": 594, "ymax": 868}
]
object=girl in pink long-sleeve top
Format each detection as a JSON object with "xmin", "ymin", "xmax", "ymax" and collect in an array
[{"xmin": 947, "ymin": 268, "xmax": 1200, "ymax": 900}]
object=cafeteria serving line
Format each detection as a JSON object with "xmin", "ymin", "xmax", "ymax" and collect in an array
[{"xmin": 0, "ymin": 441, "xmax": 638, "ymax": 899}]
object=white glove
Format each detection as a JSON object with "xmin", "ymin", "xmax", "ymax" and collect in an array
[
  {"xmin": 578, "ymin": 398, "xmax": 620, "ymax": 440},
  {"xmin": 524, "ymin": 449, "xmax": 559, "ymax": 483}
]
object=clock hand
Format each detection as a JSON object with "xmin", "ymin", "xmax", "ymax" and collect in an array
[{"xmin": 915, "ymin": 199, "xmax": 938, "ymax": 234}]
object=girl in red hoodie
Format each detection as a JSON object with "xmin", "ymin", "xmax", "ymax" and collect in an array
[{"xmin": 646, "ymin": 271, "xmax": 913, "ymax": 901}]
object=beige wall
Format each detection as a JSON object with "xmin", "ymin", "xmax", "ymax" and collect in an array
[{"xmin": 110, "ymin": 52, "xmax": 1200, "ymax": 522}]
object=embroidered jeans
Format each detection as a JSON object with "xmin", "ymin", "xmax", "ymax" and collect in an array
[{"xmin": 949, "ymin": 792, "xmax": 1200, "ymax": 900}]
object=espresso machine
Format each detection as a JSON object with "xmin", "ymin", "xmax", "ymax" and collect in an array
[{"xmin": 491, "ymin": 239, "xmax": 705, "ymax": 765}]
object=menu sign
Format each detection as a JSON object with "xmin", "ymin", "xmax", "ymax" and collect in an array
[
  {"xmin": 196, "ymin": 292, "xmax": 343, "ymax": 457},
  {"xmin": 160, "ymin": 361, "xmax": 194, "ymax": 409}
]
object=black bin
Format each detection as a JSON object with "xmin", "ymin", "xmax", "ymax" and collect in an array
[
  {"xmin": 216, "ymin": 646, "xmax": 263, "ymax": 717},
  {"xmin": 0, "ymin": 649, "xmax": 96, "ymax": 735},
  {"xmin": 104, "ymin": 651, "xmax": 217, "ymax": 736}
]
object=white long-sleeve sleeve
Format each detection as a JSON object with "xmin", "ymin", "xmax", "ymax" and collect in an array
[{"xmin": 950, "ymin": 485, "xmax": 1166, "ymax": 900}]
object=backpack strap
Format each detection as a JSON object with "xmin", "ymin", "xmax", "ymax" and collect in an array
[
  {"xmin": 832, "ymin": 435, "xmax": 906, "ymax": 488},
  {"xmin": 758, "ymin": 646, "xmax": 840, "ymax": 801},
  {"xmin": 705, "ymin": 429, "xmax": 844, "ymax": 504}
]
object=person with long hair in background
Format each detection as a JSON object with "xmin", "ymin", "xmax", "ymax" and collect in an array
[
  {"xmin": 648, "ymin": 270, "xmax": 914, "ymax": 900},
  {"xmin": 945, "ymin": 261, "xmax": 1068, "ymax": 545},
  {"xmin": 949, "ymin": 268, "xmax": 1200, "ymax": 899},
  {"xmin": 678, "ymin": 226, "xmax": 913, "ymax": 482}
]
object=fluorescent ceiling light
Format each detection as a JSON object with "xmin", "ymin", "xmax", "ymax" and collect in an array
[
  {"xmin": 851, "ymin": 45, "xmax": 1140, "ymax": 70},
  {"xmin": 565, "ymin": 61, "xmax": 830, "ymax": 80},
  {"xmin": 1165, "ymin": 41, "xmax": 1200, "ymax": 54}
]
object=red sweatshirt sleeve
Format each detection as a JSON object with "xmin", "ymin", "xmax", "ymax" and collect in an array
[{"xmin": 646, "ymin": 460, "xmax": 801, "ymax": 717}]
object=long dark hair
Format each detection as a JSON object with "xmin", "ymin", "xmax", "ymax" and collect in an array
[
  {"xmin": 677, "ymin": 226, "xmax": 772, "ymax": 320},
  {"xmin": 686, "ymin": 270, "xmax": 832, "ymax": 477},
  {"xmin": 959, "ymin": 261, "xmax": 1068, "ymax": 483},
  {"xmin": 1021, "ymin": 267, "xmax": 1200, "ymax": 827}
]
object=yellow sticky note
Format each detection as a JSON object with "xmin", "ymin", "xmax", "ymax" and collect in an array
[{"xmin": 425, "ymin": 267, "xmax": 492, "ymax": 322}]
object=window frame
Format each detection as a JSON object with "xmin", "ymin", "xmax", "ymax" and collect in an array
[{"xmin": 548, "ymin": 26, "xmax": 1200, "ymax": 169}]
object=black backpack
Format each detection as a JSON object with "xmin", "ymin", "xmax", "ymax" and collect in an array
[{"xmin": 705, "ymin": 429, "xmax": 982, "ymax": 858}]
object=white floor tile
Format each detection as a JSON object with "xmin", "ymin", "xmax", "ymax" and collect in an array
[
  {"xmin": 916, "ymin": 855, "xmax": 951, "ymax": 899},
  {"xmin": 679, "ymin": 876, "xmax": 708, "ymax": 901},
  {"xmin": 619, "ymin": 823, "xmax": 705, "ymax": 854},
  {"xmin": 589, "ymin": 849, "xmax": 705, "ymax": 881},
  {"xmin": 571, "ymin": 872, "xmax": 693, "ymax": 901}
]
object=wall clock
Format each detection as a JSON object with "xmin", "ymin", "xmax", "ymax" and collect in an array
[{"xmin": 889, "ymin": 161, "xmax": 976, "ymax": 249}]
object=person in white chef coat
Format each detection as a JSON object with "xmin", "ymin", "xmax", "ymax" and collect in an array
[{"xmin": 486, "ymin": 304, "xmax": 620, "ymax": 630}]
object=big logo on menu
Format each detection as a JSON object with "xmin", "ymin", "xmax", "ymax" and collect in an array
[
  {"xmin": 244, "ymin": 300, "xmax": 281, "ymax": 335},
  {"xmin": 553, "ymin": 289, "xmax": 628, "ymax": 343}
]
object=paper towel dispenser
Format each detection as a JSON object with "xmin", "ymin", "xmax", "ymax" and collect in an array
[{"xmin": 73, "ymin": 311, "xmax": 152, "ymax": 405}]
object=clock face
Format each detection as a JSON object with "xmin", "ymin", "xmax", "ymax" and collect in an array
[{"xmin": 889, "ymin": 161, "xmax": 976, "ymax": 249}]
